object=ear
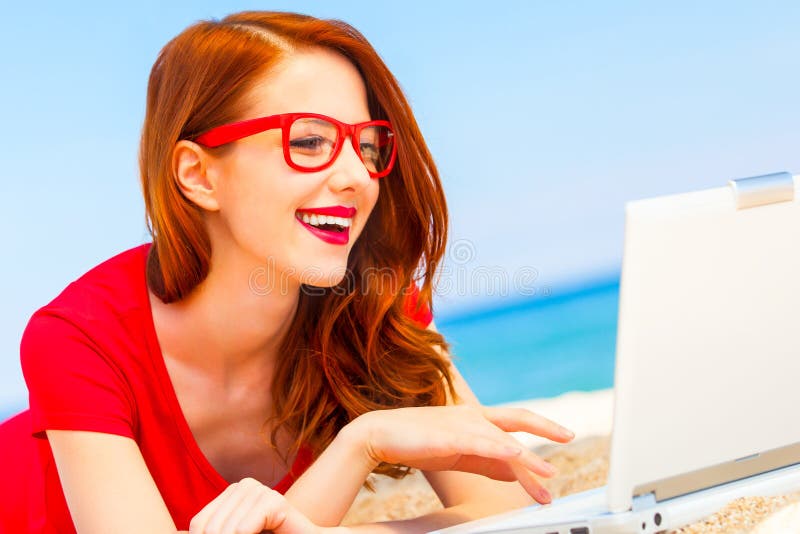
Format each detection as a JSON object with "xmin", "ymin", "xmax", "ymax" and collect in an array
[{"xmin": 172, "ymin": 140, "xmax": 220, "ymax": 212}]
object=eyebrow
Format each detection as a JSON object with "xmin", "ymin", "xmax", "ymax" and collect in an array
[{"xmin": 295, "ymin": 118, "xmax": 336, "ymax": 128}]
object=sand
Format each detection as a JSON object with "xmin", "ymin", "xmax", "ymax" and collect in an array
[{"xmin": 341, "ymin": 390, "xmax": 800, "ymax": 532}]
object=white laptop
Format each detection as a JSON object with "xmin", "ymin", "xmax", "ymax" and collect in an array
[{"xmin": 433, "ymin": 172, "xmax": 800, "ymax": 534}]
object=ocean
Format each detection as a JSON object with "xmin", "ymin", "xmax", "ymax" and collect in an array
[{"xmin": 436, "ymin": 278, "xmax": 619, "ymax": 405}]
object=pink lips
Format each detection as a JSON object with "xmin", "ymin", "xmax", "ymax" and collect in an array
[{"xmin": 296, "ymin": 205, "xmax": 356, "ymax": 246}]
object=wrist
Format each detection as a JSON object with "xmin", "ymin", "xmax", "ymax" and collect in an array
[
  {"xmin": 339, "ymin": 412, "xmax": 381, "ymax": 471},
  {"xmin": 283, "ymin": 416, "xmax": 382, "ymax": 526}
]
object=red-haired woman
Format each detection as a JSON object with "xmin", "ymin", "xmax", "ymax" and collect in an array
[{"xmin": 0, "ymin": 11, "xmax": 573, "ymax": 534}]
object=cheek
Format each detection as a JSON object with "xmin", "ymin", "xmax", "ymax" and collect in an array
[
  {"xmin": 364, "ymin": 180, "xmax": 380, "ymax": 215},
  {"xmin": 218, "ymin": 149, "xmax": 295, "ymax": 215},
  {"xmin": 352, "ymin": 181, "xmax": 380, "ymax": 239},
  {"xmin": 215, "ymin": 166, "xmax": 300, "ymax": 250}
]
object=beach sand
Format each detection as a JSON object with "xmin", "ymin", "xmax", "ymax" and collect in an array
[{"xmin": 342, "ymin": 390, "xmax": 800, "ymax": 532}]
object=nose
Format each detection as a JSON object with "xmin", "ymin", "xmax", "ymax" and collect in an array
[{"xmin": 326, "ymin": 136, "xmax": 372, "ymax": 194}]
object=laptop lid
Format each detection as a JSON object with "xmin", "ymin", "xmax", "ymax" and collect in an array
[{"xmin": 607, "ymin": 172, "xmax": 800, "ymax": 512}]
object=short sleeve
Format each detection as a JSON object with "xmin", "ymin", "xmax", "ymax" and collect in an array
[
  {"xmin": 402, "ymin": 284, "xmax": 434, "ymax": 328},
  {"xmin": 20, "ymin": 312, "xmax": 136, "ymax": 440}
]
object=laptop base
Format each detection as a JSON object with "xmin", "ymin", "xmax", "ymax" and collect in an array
[{"xmin": 433, "ymin": 462, "xmax": 800, "ymax": 533}]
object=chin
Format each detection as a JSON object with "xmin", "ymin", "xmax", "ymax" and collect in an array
[{"xmin": 298, "ymin": 264, "xmax": 353, "ymax": 289}]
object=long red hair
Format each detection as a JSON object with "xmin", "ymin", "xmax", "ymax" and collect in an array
[{"xmin": 140, "ymin": 11, "xmax": 453, "ymax": 476}]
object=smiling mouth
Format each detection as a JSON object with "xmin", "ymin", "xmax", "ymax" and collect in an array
[
  {"xmin": 294, "ymin": 207, "xmax": 356, "ymax": 246},
  {"xmin": 294, "ymin": 212, "xmax": 351, "ymax": 233}
]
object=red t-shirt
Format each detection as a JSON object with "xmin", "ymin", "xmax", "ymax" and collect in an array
[{"xmin": 0, "ymin": 244, "xmax": 433, "ymax": 533}]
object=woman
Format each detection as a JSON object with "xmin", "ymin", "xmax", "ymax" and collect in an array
[{"xmin": 0, "ymin": 11, "xmax": 573, "ymax": 534}]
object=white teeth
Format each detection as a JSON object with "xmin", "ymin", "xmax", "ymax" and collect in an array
[{"xmin": 297, "ymin": 211, "xmax": 353, "ymax": 229}]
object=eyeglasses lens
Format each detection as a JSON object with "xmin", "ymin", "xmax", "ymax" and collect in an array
[
  {"xmin": 358, "ymin": 125, "xmax": 394, "ymax": 175},
  {"xmin": 288, "ymin": 118, "xmax": 394, "ymax": 175}
]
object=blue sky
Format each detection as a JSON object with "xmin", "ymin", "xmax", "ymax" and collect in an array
[{"xmin": 2, "ymin": 1, "xmax": 799, "ymax": 410}]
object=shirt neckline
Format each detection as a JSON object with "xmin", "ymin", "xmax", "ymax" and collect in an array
[{"xmin": 134, "ymin": 243, "xmax": 298, "ymax": 492}]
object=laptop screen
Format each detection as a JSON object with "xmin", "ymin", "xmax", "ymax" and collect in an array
[{"xmin": 606, "ymin": 174, "xmax": 800, "ymax": 512}]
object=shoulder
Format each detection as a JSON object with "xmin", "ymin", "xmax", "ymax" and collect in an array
[
  {"xmin": 35, "ymin": 243, "xmax": 152, "ymax": 325},
  {"xmin": 20, "ymin": 245, "xmax": 154, "ymax": 437},
  {"xmin": 21, "ymin": 243, "xmax": 153, "ymax": 374}
]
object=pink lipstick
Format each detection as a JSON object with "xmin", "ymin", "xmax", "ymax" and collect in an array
[{"xmin": 295, "ymin": 205, "xmax": 356, "ymax": 246}]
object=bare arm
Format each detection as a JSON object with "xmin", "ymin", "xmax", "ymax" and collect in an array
[
  {"xmin": 283, "ymin": 422, "xmax": 378, "ymax": 525},
  {"xmin": 47, "ymin": 430, "xmax": 179, "ymax": 534},
  {"xmin": 413, "ymin": 321, "xmax": 559, "ymax": 527},
  {"xmin": 422, "ymin": 323, "xmax": 543, "ymax": 513},
  {"xmin": 286, "ymin": 320, "xmax": 573, "ymax": 531},
  {"xmin": 47, "ymin": 317, "xmax": 569, "ymax": 534},
  {"xmin": 48, "ymin": 430, "xmax": 319, "ymax": 534}
]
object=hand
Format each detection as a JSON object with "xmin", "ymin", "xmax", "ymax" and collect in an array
[
  {"xmin": 189, "ymin": 477, "xmax": 321, "ymax": 534},
  {"xmin": 347, "ymin": 405, "xmax": 574, "ymax": 504}
]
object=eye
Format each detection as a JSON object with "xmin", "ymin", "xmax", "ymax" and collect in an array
[
  {"xmin": 359, "ymin": 142, "xmax": 379, "ymax": 162},
  {"xmin": 289, "ymin": 136, "xmax": 333, "ymax": 155}
]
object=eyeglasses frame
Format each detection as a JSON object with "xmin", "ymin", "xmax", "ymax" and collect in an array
[{"xmin": 193, "ymin": 112, "xmax": 397, "ymax": 179}]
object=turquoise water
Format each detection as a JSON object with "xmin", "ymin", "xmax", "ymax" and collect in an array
[{"xmin": 436, "ymin": 279, "xmax": 620, "ymax": 405}]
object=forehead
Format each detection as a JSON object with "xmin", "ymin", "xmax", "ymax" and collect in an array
[{"xmin": 243, "ymin": 48, "xmax": 371, "ymax": 123}]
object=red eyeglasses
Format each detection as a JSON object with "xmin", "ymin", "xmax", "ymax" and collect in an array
[{"xmin": 193, "ymin": 112, "xmax": 397, "ymax": 179}]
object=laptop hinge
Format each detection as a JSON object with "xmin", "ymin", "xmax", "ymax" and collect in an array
[
  {"xmin": 633, "ymin": 441, "xmax": 800, "ymax": 502},
  {"xmin": 728, "ymin": 171, "xmax": 795, "ymax": 209},
  {"xmin": 632, "ymin": 491, "xmax": 657, "ymax": 512}
]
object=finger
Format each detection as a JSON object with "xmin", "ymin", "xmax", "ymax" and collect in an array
[
  {"xmin": 380, "ymin": 431, "xmax": 521, "ymax": 467},
  {"xmin": 203, "ymin": 478, "xmax": 263, "ymax": 534},
  {"xmin": 462, "ymin": 426, "xmax": 558, "ymax": 492},
  {"xmin": 434, "ymin": 431, "xmax": 558, "ymax": 482},
  {"xmin": 219, "ymin": 482, "xmax": 270, "ymax": 533},
  {"xmin": 482, "ymin": 407, "xmax": 575, "ymax": 443},
  {"xmin": 472, "ymin": 427, "xmax": 559, "ymax": 479},
  {"xmin": 514, "ymin": 447, "xmax": 559, "ymax": 479},
  {"xmin": 510, "ymin": 461, "xmax": 552, "ymax": 505},
  {"xmin": 189, "ymin": 483, "xmax": 239, "ymax": 534},
  {"xmin": 231, "ymin": 488, "xmax": 288, "ymax": 534},
  {"xmin": 252, "ymin": 490, "xmax": 320, "ymax": 534},
  {"xmin": 274, "ymin": 503, "xmax": 322, "ymax": 534},
  {"xmin": 435, "ymin": 433, "xmax": 525, "ymax": 463},
  {"xmin": 447, "ymin": 455, "xmax": 517, "ymax": 481}
]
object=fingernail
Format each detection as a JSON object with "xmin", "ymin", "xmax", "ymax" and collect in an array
[
  {"xmin": 538, "ymin": 488, "xmax": 552, "ymax": 503},
  {"xmin": 542, "ymin": 462, "xmax": 557, "ymax": 476},
  {"xmin": 504, "ymin": 445, "xmax": 523, "ymax": 456},
  {"xmin": 561, "ymin": 427, "xmax": 575, "ymax": 439}
]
